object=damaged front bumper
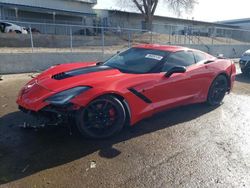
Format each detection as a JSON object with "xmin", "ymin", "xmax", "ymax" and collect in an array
[{"xmin": 18, "ymin": 103, "xmax": 77, "ymax": 129}]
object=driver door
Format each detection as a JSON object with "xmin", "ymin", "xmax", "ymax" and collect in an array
[{"xmin": 151, "ymin": 51, "xmax": 206, "ymax": 112}]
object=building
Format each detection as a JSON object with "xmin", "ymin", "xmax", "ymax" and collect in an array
[
  {"xmin": 218, "ymin": 18, "xmax": 250, "ymax": 42},
  {"xmin": 218, "ymin": 18, "xmax": 250, "ymax": 30},
  {"xmin": 0, "ymin": 0, "xmax": 97, "ymax": 25},
  {"xmin": 95, "ymin": 9, "xmax": 238, "ymax": 37}
]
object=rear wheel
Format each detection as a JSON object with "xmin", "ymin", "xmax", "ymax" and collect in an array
[
  {"xmin": 76, "ymin": 96, "xmax": 126, "ymax": 139},
  {"xmin": 207, "ymin": 75, "xmax": 228, "ymax": 106},
  {"xmin": 15, "ymin": 30, "xmax": 22, "ymax": 34}
]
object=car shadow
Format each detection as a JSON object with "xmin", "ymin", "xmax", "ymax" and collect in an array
[
  {"xmin": 0, "ymin": 103, "xmax": 217, "ymax": 184},
  {"xmin": 236, "ymin": 73, "xmax": 250, "ymax": 84}
]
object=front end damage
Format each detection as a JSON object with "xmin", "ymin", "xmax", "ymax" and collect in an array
[
  {"xmin": 16, "ymin": 76, "xmax": 91, "ymax": 131},
  {"xmin": 18, "ymin": 103, "xmax": 77, "ymax": 131}
]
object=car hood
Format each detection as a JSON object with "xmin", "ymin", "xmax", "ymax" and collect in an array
[
  {"xmin": 240, "ymin": 55, "xmax": 250, "ymax": 62},
  {"xmin": 34, "ymin": 62, "xmax": 131, "ymax": 92}
]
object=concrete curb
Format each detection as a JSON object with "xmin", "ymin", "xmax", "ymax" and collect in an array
[
  {"xmin": 0, "ymin": 52, "xmax": 112, "ymax": 74},
  {"xmin": 0, "ymin": 44, "xmax": 249, "ymax": 74}
]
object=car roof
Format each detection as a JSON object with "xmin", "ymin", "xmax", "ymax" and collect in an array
[
  {"xmin": 244, "ymin": 49, "xmax": 250, "ymax": 53},
  {"xmin": 0, "ymin": 22, "xmax": 16, "ymax": 26},
  {"xmin": 0, "ymin": 21, "xmax": 11, "ymax": 24},
  {"xmin": 134, "ymin": 44, "xmax": 189, "ymax": 52}
]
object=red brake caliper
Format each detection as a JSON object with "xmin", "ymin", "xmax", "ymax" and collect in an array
[{"xmin": 109, "ymin": 108, "xmax": 116, "ymax": 121}]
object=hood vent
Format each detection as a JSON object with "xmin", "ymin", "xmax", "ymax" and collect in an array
[
  {"xmin": 52, "ymin": 72, "xmax": 72, "ymax": 80},
  {"xmin": 51, "ymin": 65, "xmax": 114, "ymax": 80}
]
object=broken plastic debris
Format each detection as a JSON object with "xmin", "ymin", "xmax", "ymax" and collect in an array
[
  {"xmin": 19, "ymin": 122, "xmax": 45, "ymax": 129},
  {"xmin": 90, "ymin": 161, "xmax": 96, "ymax": 169},
  {"xmin": 28, "ymin": 74, "xmax": 36, "ymax": 78},
  {"xmin": 28, "ymin": 72, "xmax": 40, "ymax": 78},
  {"xmin": 19, "ymin": 122, "xmax": 27, "ymax": 128},
  {"xmin": 2, "ymin": 104, "xmax": 7, "ymax": 108},
  {"xmin": 22, "ymin": 164, "xmax": 30, "ymax": 173}
]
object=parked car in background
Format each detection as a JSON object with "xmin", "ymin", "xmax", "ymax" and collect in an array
[
  {"xmin": 74, "ymin": 28, "xmax": 94, "ymax": 36},
  {"xmin": 0, "ymin": 21, "xmax": 28, "ymax": 34},
  {"xmin": 239, "ymin": 49, "xmax": 250, "ymax": 76},
  {"xmin": 27, "ymin": 27, "xmax": 41, "ymax": 34}
]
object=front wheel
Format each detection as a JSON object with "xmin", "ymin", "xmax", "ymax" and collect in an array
[
  {"xmin": 76, "ymin": 95, "xmax": 126, "ymax": 139},
  {"xmin": 207, "ymin": 75, "xmax": 228, "ymax": 106}
]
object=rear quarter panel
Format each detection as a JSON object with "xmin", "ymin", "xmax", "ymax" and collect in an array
[{"xmin": 205, "ymin": 59, "xmax": 235, "ymax": 93}]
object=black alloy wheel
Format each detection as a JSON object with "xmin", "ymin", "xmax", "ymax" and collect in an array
[
  {"xmin": 15, "ymin": 30, "xmax": 22, "ymax": 34},
  {"xmin": 207, "ymin": 75, "xmax": 228, "ymax": 106},
  {"xmin": 76, "ymin": 95, "xmax": 126, "ymax": 139}
]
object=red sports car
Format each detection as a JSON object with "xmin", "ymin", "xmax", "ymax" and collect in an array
[{"xmin": 17, "ymin": 44, "xmax": 236, "ymax": 138}]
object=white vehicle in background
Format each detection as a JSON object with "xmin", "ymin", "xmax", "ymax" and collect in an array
[
  {"xmin": 0, "ymin": 21, "xmax": 28, "ymax": 34},
  {"xmin": 239, "ymin": 49, "xmax": 250, "ymax": 76}
]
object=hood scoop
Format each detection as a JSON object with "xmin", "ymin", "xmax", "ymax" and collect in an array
[
  {"xmin": 51, "ymin": 65, "xmax": 113, "ymax": 80},
  {"xmin": 52, "ymin": 72, "xmax": 72, "ymax": 80}
]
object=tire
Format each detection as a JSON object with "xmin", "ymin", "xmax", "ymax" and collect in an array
[
  {"xmin": 207, "ymin": 75, "xmax": 228, "ymax": 106},
  {"xmin": 76, "ymin": 95, "xmax": 126, "ymax": 139},
  {"xmin": 15, "ymin": 30, "xmax": 22, "ymax": 34}
]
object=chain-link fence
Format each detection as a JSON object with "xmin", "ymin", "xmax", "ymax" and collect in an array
[
  {"xmin": 1, "ymin": 20, "xmax": 250, "ymax": 56},
  {"xmin": 151, "ymin": 23, "xmax": 250, "ymax": 46}
]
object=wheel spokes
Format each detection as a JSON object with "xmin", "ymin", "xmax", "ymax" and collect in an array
[
  {"xmin": 211, "ymin": 80, "xmax": 227, "ymax": 102},
  {"xmin": 84, "ymin": 100, "xmax": 117, "ymax": 131}
]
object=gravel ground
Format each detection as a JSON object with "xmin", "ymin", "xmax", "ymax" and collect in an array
[{"xmin": 0, "ymin": 64, "xmax": 250, "ymax": 188}]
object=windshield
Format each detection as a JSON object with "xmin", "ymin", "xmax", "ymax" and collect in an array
[
  {"xmin": 243, "ymin": 50, "xmax": 250, "ymax": 56},
  {"xmin": 103, "ymin": 48, "xmax": 169, "ymax": 73}
]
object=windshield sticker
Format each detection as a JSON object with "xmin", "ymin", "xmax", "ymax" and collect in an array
[{"xmin": 145, "ymin": 54, "xmax": 163, "ymax": 61}]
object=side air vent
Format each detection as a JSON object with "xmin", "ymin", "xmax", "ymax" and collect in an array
[
  {"xmin": 52, "ymin": 72, "xmax": 72, "ymax": 80},
  {"xmin": 128, "ymin": 88, "xmax": 152, "ymax": 103}
]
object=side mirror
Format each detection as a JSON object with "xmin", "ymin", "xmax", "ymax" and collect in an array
[{"xmin": 164, "ymin": 66, "xmax": 186, "ymax": 77}]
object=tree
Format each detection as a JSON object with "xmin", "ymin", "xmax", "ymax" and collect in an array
[{"xmin": 119, "ymin": 0, "xmax": 197, "ymax": 30}]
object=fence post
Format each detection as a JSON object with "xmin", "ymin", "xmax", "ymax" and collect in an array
[
  {"xmin": 101, "ymin": 26, "xmax": 104, "ymax": 59},
  {"xmin": 44, "ymin": 23, "xmax": 46, "ymax": 34},
  {"xmin": 128, "ymin": 31, "xmax": 131, "ymax": 48},
  {"xmin": 70, "ymin": 26, "xmax": 73, "ymax": 52},
  {"xmin": 198, "ymin": 33, "xmax": 200, "ymax": 44},
  {"xmin": 29, "ymin": 25, "xmax": 34, "ymax": 53},
  {"xmin": 169, "ymin": 26, "xmax": 171, "ymax": 44},
  {"xmin": 211, "ymin": 27, "xmax": 215, "ymax": 45},
  {"xmin": 150, "ymin": 30, "xmax": 153, "ymax": 44}
]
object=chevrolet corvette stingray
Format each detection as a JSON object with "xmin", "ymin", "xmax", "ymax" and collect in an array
[{"xmin": 17, "ymin": 44, "xmax": 236, "ymax": 138}]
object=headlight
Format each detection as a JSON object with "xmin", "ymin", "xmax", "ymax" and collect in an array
[{"xmin": 46, "ymin": 86, "xmax": 91, "ymax": 105}]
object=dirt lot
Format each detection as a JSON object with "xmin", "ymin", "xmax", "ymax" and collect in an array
[{"xmin": 0, "ymin": 64, "xmax": 250, "ymax": 188}]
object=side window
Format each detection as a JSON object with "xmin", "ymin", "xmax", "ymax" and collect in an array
[
  {"xmin": 3, "ymin": 23, "xmax": 11, "ymax": 27},
  {"xmin": 162, "ymin": 51, "xmax": 195, "ymax": 72},
  {"xmin": 193, "ymin": 51, "xmax": 207, "ymax": 63}
]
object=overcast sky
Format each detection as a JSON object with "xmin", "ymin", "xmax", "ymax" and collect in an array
[{"xmin": 94, "ymin": 0, "xmax": 250, "ymax": 22}]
